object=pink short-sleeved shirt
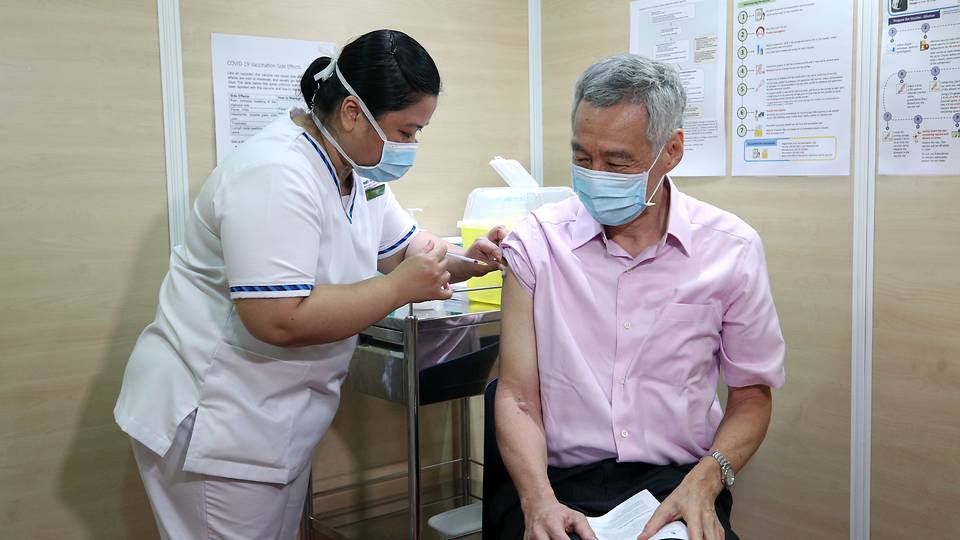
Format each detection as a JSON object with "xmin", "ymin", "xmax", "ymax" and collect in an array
[{"xmin": 501, "ymin": 179, "xmax": 785, "ymax": 468}]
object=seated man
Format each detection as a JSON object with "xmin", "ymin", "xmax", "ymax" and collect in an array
[{"xmin": 492, "ymin": 54, "xmax": 785, "ymax": 540}]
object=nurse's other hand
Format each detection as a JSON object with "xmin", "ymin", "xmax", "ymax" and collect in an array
[
  {"xmin": 391, "ymin": 240, "xmax": 453, "ymax": 303},
  {"xmin": 464, "ymin": 225, "xmax": 507, "ymax": 273}
]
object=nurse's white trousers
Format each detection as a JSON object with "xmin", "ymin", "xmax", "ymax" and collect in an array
[{"xmin": 131, "ymin": 411, "xmax": 311, "ymax": 540}]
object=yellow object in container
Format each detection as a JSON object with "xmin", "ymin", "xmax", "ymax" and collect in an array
[{"xmin": 458, "ymin": 186, "xmax": 575, "ymax": 306}]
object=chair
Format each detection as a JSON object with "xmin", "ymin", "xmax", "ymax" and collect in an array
[
  {"xmin": 479, "ymin": 379, "xmax": 580, "ymax": 540},
  {"xmin": 481, "ymin": 379, "xmax": 509, "ymax": 540}
]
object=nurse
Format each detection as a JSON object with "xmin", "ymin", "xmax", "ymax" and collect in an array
[{"xmin": 114, "ymin": 29, "xmax": 503, "ymax": 539}]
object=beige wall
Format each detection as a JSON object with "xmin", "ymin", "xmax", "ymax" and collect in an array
[
  {"xmin": 180, "ymin": 0, "xmax": 530, "ymax": 236},
  {"xmin": 542, "ymin": 1, "xmax": 853, "ymax": 538},
  {"xmin": 869, "ymin": 2, "xmax": 960, "ymax": 535},
  {"xmin": 0, "ymin": 2, "xmax": 169, "ymax": 538},
  {"xmin": 872, "ymin": 174, "xmax": 960, "ymax": 537},
  {"xmin": 1, "ymin": 1, "xmax": 527, "ymax": 539}
]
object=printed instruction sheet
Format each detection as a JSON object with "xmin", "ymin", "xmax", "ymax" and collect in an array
[
  {"xmin": 730, "ymin": 0, "xmax": 854, "ymax": 176},
  {"xmin": 879, "ymin": 0, "xmax": 960, "ymax": 175},
  {"xmin": 212, "ymin": 33, "xmax": 335, "ymax": 163},
  {"xmin": 586, "ymin": 489, "xmax": 689, "ymax": 540},
  {"xmin": 630, "ymin": 0, "xmax": 728, "ymax": 177}
]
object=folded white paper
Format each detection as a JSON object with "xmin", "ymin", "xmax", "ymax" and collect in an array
[{"xmin": 585, "ymin": 490, "xmax": 688, "ymax": 540}]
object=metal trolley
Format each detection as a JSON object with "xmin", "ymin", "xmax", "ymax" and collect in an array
[{"xmin": 302, "ymin": 286, "xmax": 502, "ymax": 539}]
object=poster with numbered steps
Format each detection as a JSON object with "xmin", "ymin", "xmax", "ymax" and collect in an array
[{"xmin": 730, "ymin": 0, "xmax": 854, "ymax": 176}]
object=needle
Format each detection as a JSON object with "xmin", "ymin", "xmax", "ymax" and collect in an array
[{"xmin": 446, "ymin": 253, "xmax": 485, "ymax": 265}]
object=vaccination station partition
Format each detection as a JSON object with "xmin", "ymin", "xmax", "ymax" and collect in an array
[{"xmin": 0, "ymin": 0, "xmax": 957, "ymax": 539}]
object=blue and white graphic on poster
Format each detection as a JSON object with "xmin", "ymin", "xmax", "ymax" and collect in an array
[{"xmin": 879, "ymin": 0, "xmax": 960, "ymax": 176}]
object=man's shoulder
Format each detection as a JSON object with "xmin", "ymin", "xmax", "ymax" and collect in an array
[
  {"xmin": 507, "ymin": 196, "xmax": 580, "ymax": 252},
  {"xmin": 531, "ymin": 195, "xmax": 580, "ymax": 226},
  {"xmin": 682, "ymin": 192, "xmax": 760, "ymax": 245},
  {"xmin": 511, "ymin": 195, "xmax": 579, "ymax": 236}
]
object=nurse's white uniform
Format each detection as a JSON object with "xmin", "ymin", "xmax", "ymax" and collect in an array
[{"xmin": 114, "ymin": 107, "xmax": 417, "ymax": 539}]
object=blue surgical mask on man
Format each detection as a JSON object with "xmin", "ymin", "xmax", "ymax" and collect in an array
[
  {"xmin": 312, "ymin": 62, "xmax": 418, "ymax": 183},
  {"xmin": 571, "ymin": 143, "xmax": 667, "ymax": 226}
]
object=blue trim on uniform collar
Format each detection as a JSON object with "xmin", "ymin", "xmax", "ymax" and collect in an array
[
  {"xmin": 348, "ymin": 181, "xmax": 357, "ymax": 221},
  {"xmin": 301, "ymin": 133, "xmax": 337, "ymax": 183},
  {"xmin": 301, "ymin": 132, "xmax": 357, "ymax": 224}
]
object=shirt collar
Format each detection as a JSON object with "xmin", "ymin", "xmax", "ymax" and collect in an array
[
  {"xmin": 665, "ymin": 177, "xmax": 692, "ymax": 256},
  {"xmin": 570, "ymin": 199, "xmax": 604, "ymax": 249},
  {"xmin": 570, "ymin": 176, "xmax": 692, "ymax": 257}
]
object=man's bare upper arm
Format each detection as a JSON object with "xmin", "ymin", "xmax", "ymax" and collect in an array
[
  {"xmin": 499, "ymin": 269, "xmax": 541, "ymax": 409},
  {"xmin": 726, "ymin": 384, "xmax": 772, "ymax": 408}
]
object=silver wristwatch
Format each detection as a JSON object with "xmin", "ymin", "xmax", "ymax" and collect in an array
[{"xmin": 709, "ymin": 450, "xmax": 735, "ymax": 489}]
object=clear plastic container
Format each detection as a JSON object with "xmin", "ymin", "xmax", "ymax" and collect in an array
[
  {"xmin": 461, "ymin": 186, "xmax": 574, "ymax": 225},
  {"xmin": 459, "ymin": 186, "xmax": 574, "ymax": 305}
]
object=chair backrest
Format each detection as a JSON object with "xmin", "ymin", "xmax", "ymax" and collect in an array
[{"xmin": 481, "ymin": 378, "xmax": 510, "ymax": 540}]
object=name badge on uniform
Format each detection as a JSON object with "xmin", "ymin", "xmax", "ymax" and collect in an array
[{"xmin": 363, "ymin": 179, "xmax": 385, "ymax": 201}]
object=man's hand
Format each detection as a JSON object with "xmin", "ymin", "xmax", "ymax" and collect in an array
[
  {"xmin": 637, "ymin": 460, "xmax": 725, "ymax": 540},
  {"xmin": 523, "ymin": 497, "xmax": 597, "ymax": 540}
]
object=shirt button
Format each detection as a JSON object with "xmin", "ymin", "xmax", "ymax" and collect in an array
[
  {"xmin": 623, "ymin": 322, "xmax": 632, "ymax": 330},
  {"xmin": 617, "ymin": 376, "xmax": 626, "ymax": 385},
  {"xmin": 620, "ymin": 429, "xmax": 629, "ymax": 438}
]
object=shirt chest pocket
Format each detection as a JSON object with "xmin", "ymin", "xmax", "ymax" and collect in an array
[{"xmin": 636, "ymin": 303, "xmax": 722, "ymax": 386}]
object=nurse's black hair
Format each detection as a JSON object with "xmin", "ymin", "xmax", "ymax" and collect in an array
[{"xmin": 301, "ymin": 29, "xmax": 440, "ymax": 120}]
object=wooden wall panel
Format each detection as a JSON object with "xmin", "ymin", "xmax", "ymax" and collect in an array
[
  {"xmin": 0, "ymin": 1, "xmax": 169, "ymax": 538},
  {"xmin": 872, "ymin": 174, "xmax": 960, "ymax": 537},
  {"xmin": 541, "ymin": 1, "xmax": 852, "ymax": 538},
  {"xmin": 180, "ymin": 0, "xmax": 530, "ymax": 236}
]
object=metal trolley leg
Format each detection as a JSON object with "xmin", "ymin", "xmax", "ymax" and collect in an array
[
  {"xmin": 405, "ymin": 314, "xmax": 421, "ymax": 540},
  {"xmin": 460, "ymin": 397, "xmax": 471, "ymax": 505}
]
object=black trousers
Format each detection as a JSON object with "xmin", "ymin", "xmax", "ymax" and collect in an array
[{"xmin": 487, "ymin": 459, "xmax": 738, "ymax": 540}]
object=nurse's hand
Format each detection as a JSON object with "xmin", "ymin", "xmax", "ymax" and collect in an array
[
  {"xmin": 463, "ymin": 225, "xmax": 507, "ymax": 275},
  {"xmin": 389, "ymin": 240, "xmax": 453, "ymax": 303}
]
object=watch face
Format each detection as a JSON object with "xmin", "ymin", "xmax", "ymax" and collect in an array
[{"xmin": 724, "ymin": 471, "xmax": 735, "ymax": 487}]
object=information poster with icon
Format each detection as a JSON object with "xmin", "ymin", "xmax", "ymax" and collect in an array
[
  {"xmin": 879, "ymin": 0, "xmax": 960, "ymax": 176},
  {"xmin": 730, "ymin": 0, "xmax": 854, "ymax": 176},
  {"xmin": 630, "ymin": 0, "xmax": 727, "ymax": 177}
]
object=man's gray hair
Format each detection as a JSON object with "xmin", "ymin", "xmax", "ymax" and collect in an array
[{"xmin": 573, "ymin": 54, "xmax": 687, "ymax": 149}]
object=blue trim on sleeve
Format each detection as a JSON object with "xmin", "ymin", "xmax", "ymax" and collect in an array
[
  {"xmin": 378, "ymin": 225, "xmax": 418, "ymax": 256},
  {"xmin": 230, "ymin": 284, "xmax": 315, "ymax": 293}
]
